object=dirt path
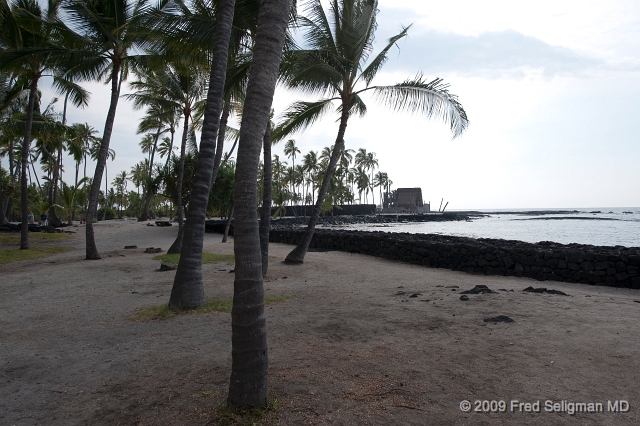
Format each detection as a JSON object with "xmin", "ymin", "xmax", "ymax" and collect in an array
[{"xmin": 1, "ymin": 220, "xmax": 639, "ymax": 425}]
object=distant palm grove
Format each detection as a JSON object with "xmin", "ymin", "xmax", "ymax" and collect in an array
[{"xmin": 1, "ymin": 0, "xmax": 467, "ymax": 408}]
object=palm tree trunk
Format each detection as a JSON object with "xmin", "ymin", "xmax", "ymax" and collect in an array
[
  {"xmin": 168, "ymin": 0, "xmax": 236, "ymax": 309},
  {"xmin": 167, "ymin": 111, "xmax": 190, "ymax": 254},
  {"xmin": 86, "ymin": 61, "xmax": 121, "ymax": 259},
  {"xmin": 139, "ymin": 128, "xmax": 162, "ymax": 222},
  {"xmin": 41, "ymin": 145, "xmax": 63, "ymax": 227},
  {"xmin": 285, "ymin": 106, "xmax": 349, "ymax": 263},
  {"xmin": 259, "ymin": 125, "xmax": 272, "ymax": 276},
  {"xmin": 222, "ymin": 204, "xmax": 233, "ymax": 243},
  {"xmin": 209, "ymin": 100, "xmax": 231, "ymax": 189},
  {"xmin": 164, "ymin": 129, "xmax": 175, "ymax": 170},
  {"xmin": 0, "ymin": 167, "xmax": 6, "ymax": 225},
  {"xmin": 102, "ymin": 164, "xmax": 108, "ymax": 221},
  {"xmin": 227, "ymin": 0, "xmax": 292, "ymax": 409},
  {"xmin": 20, "ymin": 76, "xmax": 39, "ymax": 249}
]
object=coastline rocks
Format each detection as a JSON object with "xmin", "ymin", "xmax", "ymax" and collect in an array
[{"xmin": 268, "ymin": 229, "xmax": 640, "ymax": 290}]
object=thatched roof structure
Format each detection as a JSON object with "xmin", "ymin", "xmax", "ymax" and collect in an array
[{"xmin": 396, "ymin": 188, "xmax": 423, "ymax": 207}]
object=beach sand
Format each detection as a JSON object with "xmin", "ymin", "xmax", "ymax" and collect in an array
[{"xmin": 1, "ymin": 220, "xmax": 639, "ymax": 425}]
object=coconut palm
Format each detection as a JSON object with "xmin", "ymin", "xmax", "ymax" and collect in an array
[
  {"xmin": 0, "ymin": 0, "xmax": 73, "ymax": 248},
  {"xmin": 355, "ymin": 148, "xmax": 377, "ymax": 204},
  {"xmin": 89, "ymin": 137, "xmax": 114, "ymax": 220},
  {"xmin": 67, "ymin": 122, "xmax": 97, "ymax": 187},
  {"xmin": 283, "ymin": 138, "xmax": 299, "ymax": 193},
  {"xmin": 128, "ymin": 161, "xmax": 145, "ymax": 195},
  {"xmin": 58, "ymin": 177, "xmax": 87, "ymax": 224},
  {"xmin": 373, "ymin": 170, "xmax": 387, "ymax": 207},
  {"xmin": 168, "ymin": 0, "xmax": 237, "ymax": 309},
  {"xmin": 112, "ymin": 170, "xmax": 127, "ymax": 217},
  {"xmin": 126, "ymin": 73, "xmax": 181, "ymax": 220},
  {"xmin": 301, "ymin": 149, "xmax": 318, "ymax": 205},
  {"xmin": 276, "ymin": 0, "xmax": 468, "ymax": 263},
  {"xmin": 227, "ymin": 0, "xmax": 293, "ymax": 408},
  {"xmin": 62, "ymin": 0, "xmax": 152, "ymax": 259}
]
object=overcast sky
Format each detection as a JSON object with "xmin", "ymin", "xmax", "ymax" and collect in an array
[{"xmin": 39, "ymin": 0, "xmax": 640, "ymax": 209}]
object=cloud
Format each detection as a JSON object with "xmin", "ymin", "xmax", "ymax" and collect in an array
[{"xmin": 378, "ymin": 28, "xmax": 604, "ymax": 78}]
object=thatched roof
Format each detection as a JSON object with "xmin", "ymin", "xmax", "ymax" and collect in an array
[{"xmin": 396, "ymin": 188, "xmax": 423, "ymax": 207}]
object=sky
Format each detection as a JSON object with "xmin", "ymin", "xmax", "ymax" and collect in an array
[{"xmin": 37, "ymin": 0, "xmax": 640, "ymax": 209}]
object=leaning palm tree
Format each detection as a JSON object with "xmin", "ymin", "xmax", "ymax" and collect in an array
[
  {"xmin": 62, "ymin": 0, "xmax": 151, "ymax": 259},
  {"xmin": 276, "ymin": 0, "xmax": 468, "ymax": 263},
  {"xmin": 167, "ymin": 0, "xmax": 237, "ymax": 309}
]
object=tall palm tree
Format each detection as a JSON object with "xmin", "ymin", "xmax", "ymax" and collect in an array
[
  {"xmin": 373, "ymin": 170, "xmax": 387, "ymax": 207},
  {"xmin": 168, "ymin": 0, "xmax": 237, "ymax": 309},
  {"xmin": 354, "ymin": 148, "xmax": 377, "ymax": 204},
  {"xmin": 62, "ymin": 0, "xmax": 151, "ymax": 259},
  {"xmin": 276, "ymin": 0, "xmax": 468, "ymax": 263},
  {"xmin": 67, "ymin": 122, "xmax": 97, "ymax": 187},
  {"xmin": 301, "ymin": 149, "xmax": 318, "ymax": 205},
  {"xmin": 126, "ymin": 72, "xmax": 180, "ymax": 220},
  {"xmin": 128, "ymin": 62, "xmax": 207, "ymax": 253},
  {"xmin": 228, "ymin": 0, "xmax": 293, "ymax": 409},
  {"xmin": 89, "ymin": 137, "xmax": 114, "ymax": 220},
  {"xmin": 0, "ymin": 0, "xmax": 71, "ymax": 248},
  {"xmin": 283, "ymin": 138, "xmax": 299, "ymax": 194}
]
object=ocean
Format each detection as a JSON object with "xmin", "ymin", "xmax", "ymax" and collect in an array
[{"xmin": 343, "ymin": 208, "xmax": 640, "ymax": 248}]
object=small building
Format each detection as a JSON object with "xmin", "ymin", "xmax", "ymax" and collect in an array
[
  {"xmin": 386, "ymin": 188, "xmax": 430, "ymax": 213},
  {"xmin": 396, "ymin": 188, "xmax": 424, "ymax": 209}
]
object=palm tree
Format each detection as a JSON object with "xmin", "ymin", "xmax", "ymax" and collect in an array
[
  {"xmin": 58, "ymin": 178, "xmax": 87, "ymax": 224},
  {"xmin": 168, "ymin": 0, "xmax": 237, "ymax": 309},
  {"xmin": 283, "ymin": 138, "xmax": 299, "ymax": 195},
  {"xmin": 227, "ymin": 0, "xmax": 293, "ymax": 409},
  {"xmin": 277, "ymin": 0, "xmax": 468, "ymax": 263},
  {"xmin": 89, "ymin": 137, "xmax": 114, "ymax": 220},
  {"xmin": 355, "ymin": 148, "xmax": 377, "ymax": 204},
  {"xmin": 301, "ymin": 149, "xmax": 318, "ymax": 206},
  {"xmin": 128, "ymin": 63, "xmax": 207, "ymax": 253},
  {"xmin": 373, "ymin": 170, "xmax": 387, "ymax": 207},
  {"xmin": 0, "ymin": 0, "xmax": 70, "ymax": 248},
  {"xmin": 67, "ymin": 122, "xmax": 97, "ymax": 187},
  {"xmin": 62, "ymin": 0, "xmax": 151, "ymax": 259},
  {"xmin": 129, "ymin": 161, "xmax": 145, "ymax": 196},
  {"xmin": 126, "ymin": 72, "xmax": 180, "ymax": 221},
  {"xmin": 112, "ymin": 170, "xmax": 127, "ymax": 217}
]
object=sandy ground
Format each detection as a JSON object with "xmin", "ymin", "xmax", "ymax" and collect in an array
[{"xmin": 1, "ymin": 220, "xmax": 639, "ymax": 425}]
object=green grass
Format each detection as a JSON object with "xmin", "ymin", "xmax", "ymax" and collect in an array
[
  {"xmin": 0, "ymin": 246, "xmax": 74, "ymax": 264},
  {"xmin": 131, "ymin": 295, "xmax": 291, "ymax": 321},
  {"xmin": 153, "ymin": 252, "xmax": 235, "ymax": 265},
  {"xmin": 213, "ymin": 397, "xmax": 280, "ymax": 426},
  {"xmin": 0, "ymin": 232, "xmax": 72, "ymax": 245}
]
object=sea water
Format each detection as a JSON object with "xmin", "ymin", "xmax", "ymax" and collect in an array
[{"xmin": 343, "ymin": 208, "xmax": 640, "ymax": 248}]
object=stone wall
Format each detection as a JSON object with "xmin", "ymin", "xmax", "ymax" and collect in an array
[
  {"xmin": 271, "ymin": 204, "xmax": 376, "ymax": 217},
  {"xmin": 269, "ymin": 229, "xmax": 640, "ymax": 289}
]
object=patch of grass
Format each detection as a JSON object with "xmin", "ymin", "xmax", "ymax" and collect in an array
[
  {"xmin": 131, "ymin": 294, "xmax": 291, "ymax": 321},
  {"xmin": 214, "ymin": 397, "xmax": 279, "ymax": 426},
  {"xmin": 0, "ymin": 232, "xmax": 72, "ymax": 245},
  {"xmin": 153, "ymin": 252, "xmax": 235, "ymax": 265},
  {"xmin": 0, "ymin": 246, "xmax": 73, "ymax": 264}
]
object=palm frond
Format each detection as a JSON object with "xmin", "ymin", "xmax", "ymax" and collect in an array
[
  {"xmin": 272, "ymin": 98, "xmax": 337, "ymax": 142},
  {"xmin": 369, "ymin": 76, "xmax": 469, "ymax": 138},
  {"xmin": 51, "ymin": 75, "xmax": 90, "ymax": 108},
  {"xmin": 359, "ymin": 24, "xmax": 410, "ymax": 87}
]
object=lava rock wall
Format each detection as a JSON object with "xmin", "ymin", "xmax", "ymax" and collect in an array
[{"xmin": 269, "ymin": 229, "xmax": 640, "ymax": 289}]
